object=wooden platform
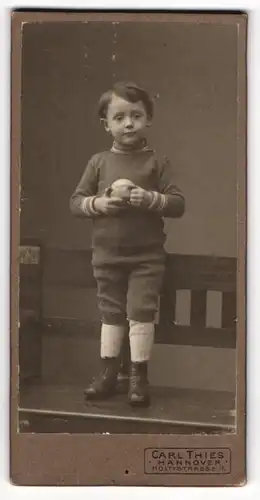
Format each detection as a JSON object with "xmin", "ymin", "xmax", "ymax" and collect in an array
[{"xmin": 19, "ymin": 383, "xmax": 236, "ymax": 434}]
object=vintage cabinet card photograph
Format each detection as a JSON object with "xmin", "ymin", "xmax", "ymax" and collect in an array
[{"xmin": 10, "ymin": 10, "xmax": 247, "ymax": 486}]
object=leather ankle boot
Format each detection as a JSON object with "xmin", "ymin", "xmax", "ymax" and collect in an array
[
  {"xmin": 84, "ymin": 357, "xmax": 119, "ymax": 400},
  {"xmin": 128, "ymin": 362, "xmax": 150, "ymax": 407},
  {"xmin": 116, "ymin": 368, "xmax": 129, "ymax": 394}
]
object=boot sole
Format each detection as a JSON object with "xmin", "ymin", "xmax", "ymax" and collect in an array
[
  {"xmin": 84, "ymin": 390, "xmax": 117, "ymax": 401},
  {"xmin": 128, "ymin": 398, "xmax": 151, "ymax": 408}
]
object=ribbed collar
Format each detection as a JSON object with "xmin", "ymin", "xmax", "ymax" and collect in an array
[{"xmin": 111, "ymin": 139, "xmax": 153, "ymax": 154}]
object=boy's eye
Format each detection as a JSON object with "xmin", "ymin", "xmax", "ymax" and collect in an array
[
  {"xmin": 114, "ymin": 115, "xmax": 123, "ymax": 122},
  {"xmin": 133, "ymin": 113, "xmax": 141, "ymax": 119}
]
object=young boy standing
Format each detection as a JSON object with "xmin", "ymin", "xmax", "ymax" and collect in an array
[{"xmin": 70, "ymin": 82, "xmax": 185, "ymax": 407}]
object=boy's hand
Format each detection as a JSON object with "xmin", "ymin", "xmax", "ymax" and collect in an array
[
  {"xmin": 94, "ymin": 196, "xmax": 127, "ymax": 215},
  {"xmin": 129, "ymin": 187, "xmax": 153, "ymax": 208}
]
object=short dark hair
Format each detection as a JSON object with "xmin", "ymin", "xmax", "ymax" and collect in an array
[{"xmin": 98, "ymin": 81, "xmax": 154, "ymax": 120}]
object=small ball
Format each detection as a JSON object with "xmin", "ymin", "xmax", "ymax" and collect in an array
[{"xmin": 110, "ymin": 179, "xmax": 135, "ymax": 201}]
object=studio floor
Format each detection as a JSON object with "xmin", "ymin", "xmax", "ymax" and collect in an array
[{"xmin": 19, "ymin": 382, "xmax": 236, "ymax": 434}]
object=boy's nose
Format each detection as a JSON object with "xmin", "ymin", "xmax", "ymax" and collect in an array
[{"xmin": 125, "ymin": 117, "xmax": 134, "ymax": 128}]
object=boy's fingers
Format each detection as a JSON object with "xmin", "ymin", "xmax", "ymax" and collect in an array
[
  {"xmin": 109, "ymin": 197, "xmax": 126, "ymax": 205},
  {"xmin": 131, "ymin": 197, "xmax": 142, "ymax": 202},
  {"xmin": 108, "ymin": 202, "xmax": 126, "ymax": 211}
]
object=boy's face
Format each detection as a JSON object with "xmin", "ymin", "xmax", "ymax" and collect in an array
[{"xmin": 103, "ymin": 94, "xmax": 151, "ymax": 147}]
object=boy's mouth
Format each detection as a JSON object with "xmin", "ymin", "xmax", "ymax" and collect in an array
[{"xmin": 123, "ymin": 131, "xmax": 136, "ymax": 137}]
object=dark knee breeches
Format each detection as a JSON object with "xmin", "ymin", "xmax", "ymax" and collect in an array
[{"xmin": 92, "ymin": 247, "xmax": 165, "ymax": 325}]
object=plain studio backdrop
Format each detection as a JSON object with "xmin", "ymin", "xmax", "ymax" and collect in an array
[{"xmin": 20, "ymin": 21, "xmax": 238, "ymax": 392}]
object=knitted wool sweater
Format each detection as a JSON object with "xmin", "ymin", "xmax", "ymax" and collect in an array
[{"xmin": 70, "ymin": 145, "xmax": 185, "ymax": 250}]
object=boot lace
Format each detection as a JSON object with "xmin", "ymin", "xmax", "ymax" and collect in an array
[{"xmin": 131, "ymin": 375, "xmax": 141, "ymax": 390}]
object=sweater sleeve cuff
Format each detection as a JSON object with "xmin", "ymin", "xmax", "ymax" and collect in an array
[
  {"xmin": 81, "ymin": 196, "xmax": 101, "ymax": 216},
  {"xmin": 148, "ymin": 191, "xmax": 167, "ymax": 212}
]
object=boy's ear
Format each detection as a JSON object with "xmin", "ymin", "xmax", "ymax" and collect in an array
[
  {"xmin": 146, "ymin": 118, "xmax": 152, "ymax": 128},
  {"xmin": 100, "ymin": 118, "xmax": 110, "ymax": 132}
]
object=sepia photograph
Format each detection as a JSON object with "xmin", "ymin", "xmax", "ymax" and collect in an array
[{"xmin": 11, "ymin": 11, "xmax": 246, "ymax": 486}]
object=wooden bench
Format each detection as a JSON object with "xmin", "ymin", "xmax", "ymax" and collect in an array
[
  {"xmin": 37, "ymin": 248, "xmax": 237, "ymax": 348},
  {"xmin": 19, "ymin": 247, "xmax": 237, "ymax": 433},
  {"xmin": 19, "ymin": 240, "xmax": 43, "ymax": 383}
]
